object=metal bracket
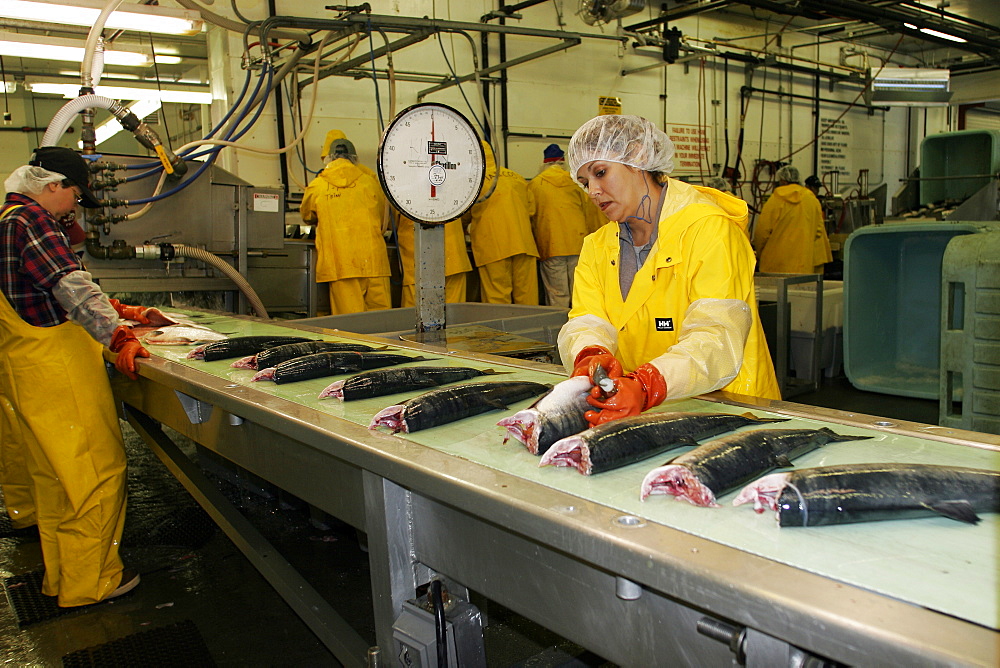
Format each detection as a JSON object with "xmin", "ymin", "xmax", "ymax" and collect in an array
[{"xmin": 174, "ymin": 390, "xmax": 214, "ymax": 424}]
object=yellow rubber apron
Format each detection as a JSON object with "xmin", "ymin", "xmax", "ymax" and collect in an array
[{"xmin": 0, "ymin": 259, "xmax": 127, "ymax": 606}]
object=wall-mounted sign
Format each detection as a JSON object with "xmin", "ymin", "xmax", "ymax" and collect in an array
[{"xmin": 598, "ymin": 96, "xmax": 622, "ymax": 115}]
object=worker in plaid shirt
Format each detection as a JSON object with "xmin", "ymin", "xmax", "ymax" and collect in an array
[{"xmin": 0, "ymin": 147, "xmax": 163, "ymax": 606}]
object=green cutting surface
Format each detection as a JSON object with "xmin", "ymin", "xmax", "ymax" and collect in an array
[{"xmin": 147, "ymin": 311, "xmax": 1000, "ymax": 630}]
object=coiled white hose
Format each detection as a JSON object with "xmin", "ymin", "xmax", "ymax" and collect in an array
[{"xmin": 42, "ymin": 95, "xmax": 128, "ymax": 147}]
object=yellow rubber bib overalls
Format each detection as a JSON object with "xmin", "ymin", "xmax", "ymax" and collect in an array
[{"xmin": 0, "ymin": 236, "xmax": 127, "ymax": 606}]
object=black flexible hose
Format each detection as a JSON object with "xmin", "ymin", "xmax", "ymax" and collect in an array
[{"xmin": 431, "ymin": 580, "xmax": 448, "ymax": 668}]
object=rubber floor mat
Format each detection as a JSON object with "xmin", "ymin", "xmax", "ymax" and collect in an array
[
  {"xmin": 61, "ymin": 619, "xmax": 216, "ymax": 667},
  {"xmin": 2, "ymin": 570, "xmax": 137, "ymax": 627}
]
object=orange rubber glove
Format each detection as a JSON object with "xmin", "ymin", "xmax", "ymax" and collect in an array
[
  {"xmin": 584, "ymin": 363, "xmax": 667, "ymax": 426},
  {"xmin": 108, "ymin": 298, "xmax": 152, "ymax": 325},
  {"xmin": 109, "ymin": 325, "xmax": 150, "ymax": 380},
  {"xmin": 570, "ymin": 345, "xmax": 623, "ymax": 380}
]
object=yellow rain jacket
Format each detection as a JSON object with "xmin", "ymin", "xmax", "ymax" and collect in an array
[
  {"xmin": 752, "ymin": 183, "xmax": 832, "ymax": 274},
  {"xmin": 396, "ymin": 213, "xmax": 472, "ymax": 285},
  {"xmin": 559, "ymin": 178, "xmax": 781, "ymax": 401},
  {"xmin": 0, "ymin": 289, "xmax": 127, "ymax": 607},
  {"xmin": 301, "ymin": 158, "xmax": 390, "ymax": 282},
  {"xmin": 528, "ymin": 164, "xmax": 608, "ymax": 259},
  {"xmin": 464, "ymin": 149, "xmax": 538, "ymax": 266}
]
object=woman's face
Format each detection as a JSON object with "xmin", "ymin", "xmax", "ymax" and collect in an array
[{"xmin": 576, "ymin": 160, "xmax": 651, "ymax": 223}]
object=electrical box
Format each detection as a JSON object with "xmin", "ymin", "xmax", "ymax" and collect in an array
[{"xmin": 392, "ymin": 593, "xmax": 486, "ymax": 668}]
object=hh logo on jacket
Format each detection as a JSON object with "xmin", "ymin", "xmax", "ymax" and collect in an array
[{"xmin": 655, "ymin": 317, "xmax": 674, "ymax": 331}]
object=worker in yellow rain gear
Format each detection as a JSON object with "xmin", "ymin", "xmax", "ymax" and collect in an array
[
  {"xmin": 463, "ymin": 142, "xmax": 540, "ymax": 304},
  {"xmin": 395, "ymin": 210, "xmax": 472, "ymax": 306},
  {"xmin": 527, "ymin": 143, "xmax": 608, "ymax": 308},
  {"xmin": 752, "ymin": 165, "xmax": 832, "ymax": 275},
  {"xmin": 0, "ymin": 147, "xmax": 167, "ymax": 606},
  {"xmin": 557, "ymin": 115, "xmax": 781, "ymax": 426},
  {"xmin": 302, "ymin": 137, "xmax": 391, "ymax": 314}
]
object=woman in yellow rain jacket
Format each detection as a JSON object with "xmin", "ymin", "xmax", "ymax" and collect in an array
[
  {"xmin": 558, "ymin": 115, "xmax": 780, "ymax": 425},
  {"xmin": 396, "ymin": 212, "xmax": 472, "ymax": 306},
  {"xmin": 463, "ymin": 142, "xmax": 540, "ymax": 304},
  {"xmin": 527, "ymin": 143, "xmax": 608, "ymax": 308},
  {"xmin": 301, "ymin": 138, "xmax": 391, "ymax": 314},
  {"xmin": 752, "ymin": 165, "xmax": 832, "ymax": 274}
]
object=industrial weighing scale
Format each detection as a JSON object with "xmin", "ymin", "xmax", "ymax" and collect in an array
[{"xmin": 377, "ymin": 103, "xmax": 487, "ymax": 335}]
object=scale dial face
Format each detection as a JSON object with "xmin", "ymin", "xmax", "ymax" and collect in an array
[{"xmin": 377, "ymin": 103, "xmax": 485, "ymax": 224}]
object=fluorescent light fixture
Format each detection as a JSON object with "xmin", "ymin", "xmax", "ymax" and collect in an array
[
  {"xmin": 0, "ymin": 0, "xmax": 203, "ymax": 35},
  {"xmin": 870, "ymin": 67, "xmax": 952, "ymax": 106},
  {"xmin": 154, "ymin": 55, "xmax": 182, "ymax": 65},
  {"xmin": 29, "ymin": 83, "xmax": 212, "ymax": 104},
  {"xmin": 0, "ymin": 31, "xmax": 152, "ymax": 66},
  {"xmin": 918, "ymin": 27, "xmax": 967, "ymax": 43},
  {"xmin": 83, "ymin": 98, "xmax": 161, "ymax": 148}
]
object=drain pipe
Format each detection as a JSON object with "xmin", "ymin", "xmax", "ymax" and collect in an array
[{"xmin": 84, "ymin": 238, "xmax": 270, "ymax": 318}]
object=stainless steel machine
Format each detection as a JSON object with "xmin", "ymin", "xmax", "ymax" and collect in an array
[{"xmin": 112, "ymin": 311, "xmax": 999, "ymax": 668}]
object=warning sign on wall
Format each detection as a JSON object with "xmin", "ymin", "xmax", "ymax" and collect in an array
[
  {"xmin": 598, "ymin": 96, "xmax": 622, "ymax": 116},
  {"xmin": 666, "ymin": 123, "xmax": 711, "ymax": 176}
]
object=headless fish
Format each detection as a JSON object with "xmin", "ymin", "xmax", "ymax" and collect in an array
[
  {"xmin": 497, "ymin": 376, "xmax": 593, "ymax": 455},
  {"xmin": 231, "ymin": 341, "xmax": 384, "ymax": 370},
  {"xmin": 369, "ymin": 381, "xmax": 550, "ymax": 434},
  {"xmin": 255, "ymin": 351, "xmax": 428, "ymax": 384},
  {"xmin": 189, "ymin": 335, "xmax": 313, "ymax": 361},
  {"xmin": 641, "ymin": 428, "xmax": 871, "ymax": 507},
  {"xmin": 540, "ymin": 411, "xmax": 787, "ymax": 476},
  {"xmin": 319, "ymin": 366, "xmax": 505, "ymax": 401},
  {"xmin": 143, "ymin": 324, "xmax": 228, "ymax": 346},
  {"xmin": 733, "ymin": 463, "xmax": 1000, "ymax": 526}
]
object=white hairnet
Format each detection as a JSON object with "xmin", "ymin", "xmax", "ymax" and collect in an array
[
  {"xmin": 706, "ymin": 176, "xmax": 731, "ymax": 192},
  {"xmin": 4, "ymin": 164, "xmax": 66, "ymax": 197},
  {"xmin": 776, "ymin": 165, "xmax": 800, "ymax": 183},
  {"xmin": 568, "ymin": 115, "xmax": 675, "ymax": 180}
]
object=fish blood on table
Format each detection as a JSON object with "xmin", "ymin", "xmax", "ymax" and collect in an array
[
  {"xmin": 497, "ymin": 375, "xmax": 593, "ymax": 455},
  {"xmin": 232, "ymin": 341, "xmax": 384, "ymax": 370},
  {"xmin": 254, "ymin": 351, "xmax": 428, "ymax": 384},
  {"xmin": 319, "ymin": 366, "xmax": 505, "ymax": 401},
  {"xmin": 188, "ymin": 335, "xmax": 313, "ymax": 361},
  {"xmin": 733, "ymin": 463, "xmax": 1000, "ymax": 526},
  {"xmin": 641, "ymin": 428, "xmax": 871, "ymax": 507},
  {"xmin": 369, "ymin": 381, "xmax": 550, "ymax": 434},
  {"xmin": 539, "ymin": 411, "xmax": 787, "ymax": 476}
]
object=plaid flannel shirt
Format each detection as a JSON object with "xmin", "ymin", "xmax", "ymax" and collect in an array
[{"xmin": 0, "ymin": 192, "xmax": 83, "ymax": 327}]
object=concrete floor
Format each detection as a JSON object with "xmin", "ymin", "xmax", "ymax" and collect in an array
[{"xmin": 0, "ymin": 374, "xmax": 938, "ymax": 667}]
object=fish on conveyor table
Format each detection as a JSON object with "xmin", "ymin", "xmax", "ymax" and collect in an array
[
  {"xmin": 142, "ymin": 324, "xmax": 230, "ymax": 345},
  {"xmin": 733, "ymin": 463, "xmax": 1000, "ymax": 526},
  {"xmin": 640, "ymin": 428, "xmax": 871, "ymax": 507},
  {"xmin": 319, "ymin": 366, "xmax": 506, "ymax": 401},
  {"xmin": 254, "ymin": 351, "xmax": 429, "ymax": 384},
  {"xmin": 231, "ymin": 341, "xmax": 385, "ymax": 370},
  {"xmin": 497, "ymin": 375, "xmax": 594, "ymax": 455},
  {"xmin": 539, "ymin": 411, "xmax": 788, "ymax": 476},
  {"xmin": 187, "ymin": 335, "xmax": 313, "ymax": 361},
  {"xmin": 369, "ymin": 381, "xmax": 551, "ymax": 434}
]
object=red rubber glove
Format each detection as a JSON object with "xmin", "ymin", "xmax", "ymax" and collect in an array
[
  {"xmin": 584, "ymin": 363, "xmax": 667, "ymax": 426},
  {"xmin": 570, "ymin": 345, "xmax": 622, "ymax": 379},
  {"xmin": 109, "ymin": 325, "xmax": 150, "ymax": 380},
  {"xmin": 108, "ymin": 298, "xmax": 152, "ymax": 325}
]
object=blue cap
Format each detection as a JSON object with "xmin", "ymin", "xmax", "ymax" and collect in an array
[{"xmin": 543, "ymin": 143, "xmax": 564, "ymax": 162}]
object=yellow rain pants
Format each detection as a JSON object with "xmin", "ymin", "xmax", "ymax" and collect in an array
[{"xmin": 0, "ymin": 289, "xmax": 127, "ymax": 607}]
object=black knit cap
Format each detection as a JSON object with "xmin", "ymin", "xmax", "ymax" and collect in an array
[{"xmin": 29, "ymin": 146, "xmax": 101, "ymax": 208}]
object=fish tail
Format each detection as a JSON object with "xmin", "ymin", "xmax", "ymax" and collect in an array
[
  {"xmin": 479, "ymin": 368, "xmax": 514, "ymax": 376},
  {"xmin": 641, "ymin": 464, "xmax": 718, "ymax": 507},
  {"xmin": 538, "ymin": 435, "xmax": 591, "ymax": 474},
  {"xmin": 369, "ymin": 405, "xmax": 406, "ymax": 433},
  {"xmin": 318, "ymin": 379, "xmax": 346, "ymax": 400},
  {"xmin": 816, "ymin": 427, "xmax": 873, "ymax": 442},
  {"xmin": 251, "ymin": 367, "xmax": 277, "ymax": 382},
  {"xmin": 741, "ymin": 412, "xmax": 789, "ymax": 424}
]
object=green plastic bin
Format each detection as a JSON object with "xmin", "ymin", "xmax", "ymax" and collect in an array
[
  {"xmin": 919, "ymin": 129, "xmax": 1000, "ymax": 205},
  {"xmin": 844, "ymin": 222, "xmax": 985, "ymax": 399},
  {"xmin": 939, "ymin": 231, "xmax": 1000, "ymax": 434}
]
